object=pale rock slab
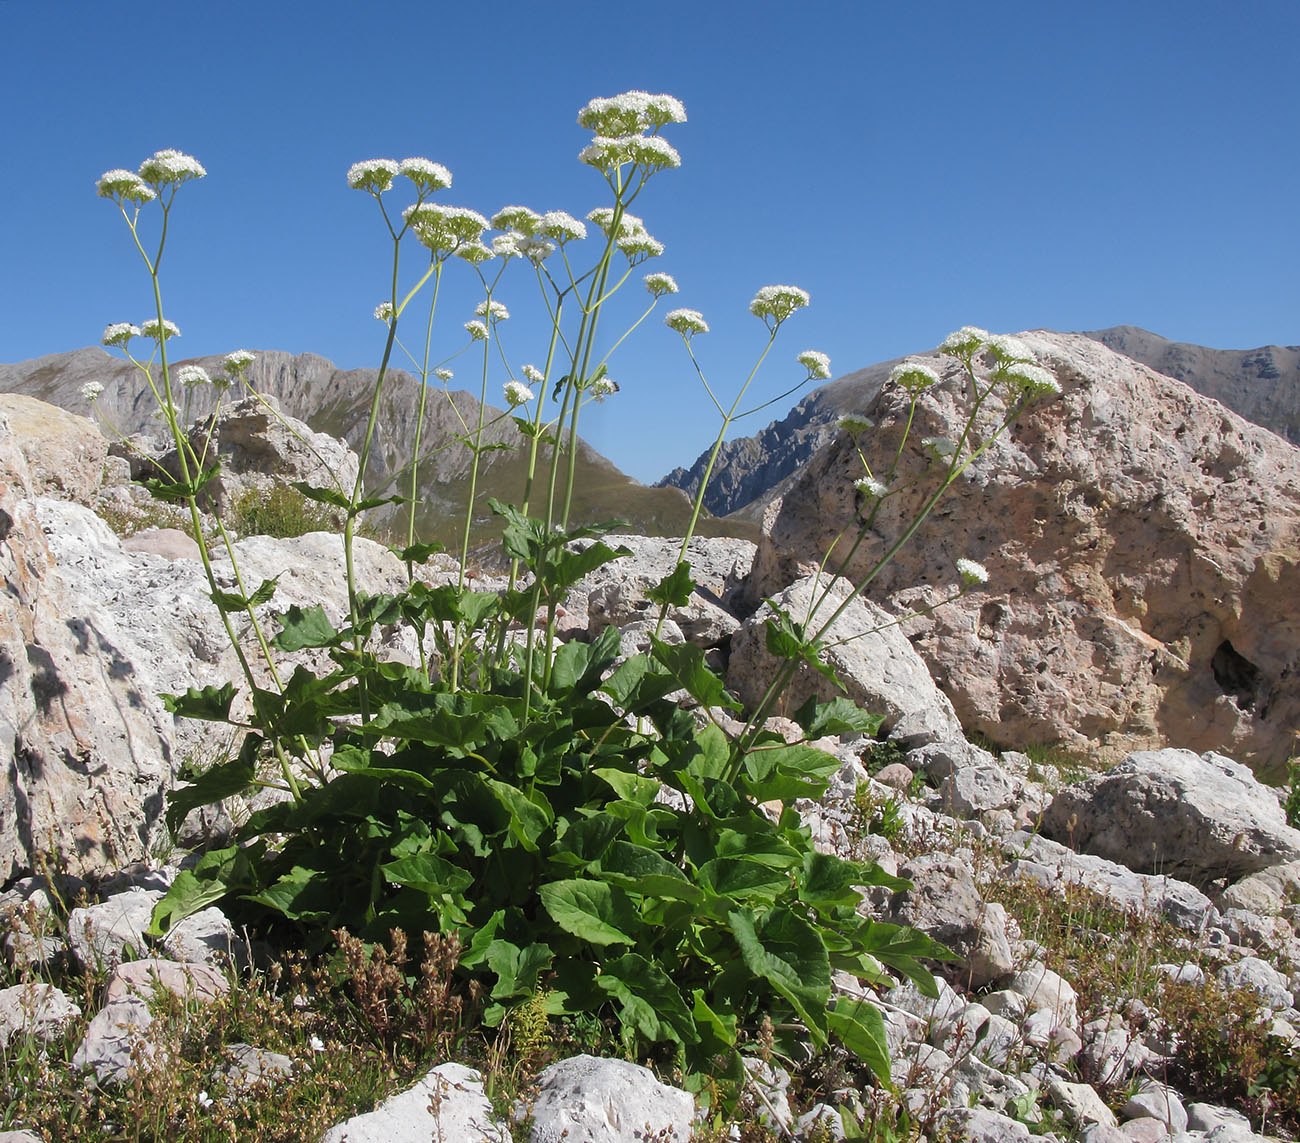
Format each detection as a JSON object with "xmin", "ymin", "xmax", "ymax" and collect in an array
[
  {"xmin": 727, "ymin": 573, "xmax": 964, "ymax": 741},
  {"xmin": 0, "ymin": 392, "xmax": 109, "ymax": 503},
  {"xmin": 321, "ymin": 1062, "xmax": 508, "ymax": 1143},
  {"xmin": 72, "ymin": 997, "xmax": 155, "ymax": 1083},
  {"xmin": 747, "ymin": 332, "xmax": 1300, "ymax": 770},
  {"xmin": 937, "ymin": 1106, "xmax": 1033, "ymax": 1143},
  {"xmin": 0, "ymin": 982, "xmax": 81, "ymax": 1043},
  {"xmin": 1047, "ymin": 1076, "xmax": 1119, "ymax": 1129},
  {"xmin": 529, "ymin": 1055, "xmax": 695, "ymax": 1143},
  {"xmin": 67, "ymin": 888, "xmax": 163, "ymax": 972},
  {"xmin": 1217, "ymin": 955, "xmax": 1294, "ymax": 1010},
  {"xmin": 1040, "ymin": 749, "xmax": 1300, "ymax": 886},
  {"xmin": 1123, "ymin": 1081, "xmax": 1189, "ymax": 1134},
  {"xmin": 104, "ymin": 958, "xmax": 229, "ymax": 1006}
]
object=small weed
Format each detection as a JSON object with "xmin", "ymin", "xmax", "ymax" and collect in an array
[{"xmin": 224, "ymin": 483, "xmax": 342, "ymax": 539}]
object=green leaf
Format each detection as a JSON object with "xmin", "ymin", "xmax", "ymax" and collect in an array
[
  {"xmin": 828, "ymin": 998, "xmax": 892, "ymax": 1084},
  {"xmin": 593, "ymin": 768, "xmax": 661, "ymax": 807},
  {"xmin": 596, "ymin": 952, "xmax": 696, "ymax": 1047},
  {"xmin": 380, "ymin": 852, "xmax": 474, "ymax": 898},
  {"xmin": 597, "ymin": 842, "xmax": 702, "ymax": 904},
  {"xmin": 147, "ymin": 867, "xmax": 230, "ymax": 937},
  {"xmin": 245, "ymin": 865, "xmax": 330, "ymax": 923},
  {"xmin": 540, "ymin": 880, "xmax": 639, "ymax": 946},
  {"xmin": 728, "ymin": 907, "xmax": 831, "ymax": 1040},
  {"xmin": 697, "ymin": 858, "xmax": 787, "ymax": 902},
  {"xmin": 248, "ymin": 577, "xmax": 280, "ymax": 607},
  {"xmin": 552, "ymin": 813, "xmax": 625, "ymax": 868},
  {"xmin": 289, "ymin": 482, "xmax": 350, "ymax": 509},
  {"xmin": 485, "ymin": 940, "xmax": 554, "ymax": 1000},
  {"xmin": 486, "ymin": 779, "xmax": 553, "ymax": 852},
  {"xmin": 792, "ymin": 695, "xmax": 886, "ymax": 739},
  {"xmin": 164, "ymin": 733, "xmax": 260, "ymax": 834},
  {"xmin": 549, "ymin": 624, "xmax": 622, "ymax": 694},
  {"xmin": 273, "ymin": 604, "xmax": 339, "ymax": 651},
  {"xmin": 646, "ymin": 560, "xmax": 695, "ymax": 608},
  {"xmin": 742, "ymin": 743, "xmax": 841, "ymax": 802},
  {"xmin": 548, "ymin": 541, "xmax": 630, "ymax": 599},
  {"xmin": 649, "ymin": 639, "xmax": 739, "ymax": 711},
  {"xmin": 799, "ymin": 851, "xmax": 873, "ymax": 908},
  {"xmin": 390, "ymin": 541, "xmax": 445, "ymax": 564},
  {"xmin": 764, "ymin": 608, "xmax": 838, "ymax": 683},
  {"xmin": 140, "ymin": 462, "xmax": 220, "ymax": 504},
  {"xmin": 161, "ymin": 682, "xmax": 236, "ymax": 721}
]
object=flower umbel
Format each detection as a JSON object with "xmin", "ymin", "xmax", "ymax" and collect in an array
[
  {"xmin": 940, "ymin": 326, "xmax": 990, "ymax": 360},
  {"xmin": 589, "ymin": 377, "xmax": 618, "ymax": 402},
  {"xmin": 644, "ymin": 272, "xmax": 679, "ymax": 297},
  {"xmin": 504, "ymin": 380, "xmax": 535, "ymax": 406},
  {"xmin": 522, "ymin": 364, "xmax": 545, "ymax": 385},
  {"xmin": 176, "ymin": 364, "xmax": 211, "ymax": 387},
  {"xmin": 96, "ymin": 170, "xmax": 156, "ymax": 204},
  {"xmin": 1003, "ymin": 361, "xmax": 1061, "ymax": 397},
  {"xmin": 224, "ymin": 350, "xmax": 256, "ymax": 378},
  {"xmin": 837, "ymin": 414, "xmax": 873, "ymax": 435},
  {"xmin": 889, "ymin": 360, "xmax": 941, "ymax": 394},
  {"xmin": 798, "ymin": 350, "xmax": 832, "ymax": 380},
  {"xmin": 434, "ymin": 368, "xmax": 454, "ymax": 382},
  {"xmin": 464, "ymin": 320, "xmax": 489, "ymax": 342},
  {"xmin": 140, "ymin": 318, "xmax": 180, "ymax": 341},
  {"xmin": 347, "ymin": 159, "xmax": 399, "ymax": 193},
  {"xmin": 665, "ymin": 309, "xmax": 709, "ymax": 338},
  {"xmin": 577, "ymin": 91, "xmax": 687, "ymax": 135},
  {"xmin": 956, "ymin": 558, "xmax": 990, "ymax": 585},
  {"xmin": 398, "ymin": 157, "xmax": 452, "ymax": 192},
  {"xmin": 374, "ymin": 302, "xmax": 396, "ymax": 322},
  {"xmin": 102, "ymin": 322, "xmax": 141, "ymax": 347},
  {"xmin": 749, "ymin": 285, "xmax": 810, "ymax": 326},
  {"xmin": 474, "ymin": 299, "xmax": 510, "ymax": 322},
  {"xmin": 855, "ymin": 476, "xmax": 889, "ymax": 499},
  {"xmin": 137, "ymin": 150, "xmax": 206, "ymax": 188},
  {"xmin": 79, "ymin": 382, "xmax": 104, "ymax": 403}
]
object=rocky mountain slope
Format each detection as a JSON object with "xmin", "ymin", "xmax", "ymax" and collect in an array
[
  {"xmin": 660, "ymin": 328, "xmax": 1300, "ymax": 519},
  {"xmin": 0, "ymin": 347, "xmax": 751, "ymax": 548}
]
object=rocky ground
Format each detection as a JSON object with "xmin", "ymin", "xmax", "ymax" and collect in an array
[{"xmin": 3, "ymin": 331, "xmax": 1300, "ymax": 1139}]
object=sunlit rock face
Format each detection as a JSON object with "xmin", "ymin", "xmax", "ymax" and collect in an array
[{"xmin": 749, "ymin": 332, "xmax": 1300, "ymax": 772}]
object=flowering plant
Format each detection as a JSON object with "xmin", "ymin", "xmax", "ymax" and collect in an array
[{"xmin": 93, "ymin": 99, "xmax": 1058, "ymax": 1104}]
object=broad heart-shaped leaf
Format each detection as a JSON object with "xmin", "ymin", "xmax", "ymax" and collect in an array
[
  {"xmin": 649, "ymin": 639, "xmax": 740, "ymax": 712},
  {"xmin": 828, "ymin": 997, "xmax": 892, "ymax": 1085},
  {"xmin": 390, "ymin": 540, "xmax": 445, "ymax": 564},
  {"xmin": 162, "ymin": 682, "xmax": 236, "ymax": 721},
  {"xmin": 485, "ymin": 779, "xmax": 552, "ymax": 852},
  {"xmin": 539, "ymin": 880, "xmax": 639, "ymax": 946},
  {"xmin": 728, "ymin": 907, "xmax": 831, "ymax": 1041},
  {"xmin": 741, "ymin": 742, "xmax": 841, "ymax": 802},
  {"xmin": 164, "ymin": 733, "xmax": 260, "ymax": 834},
  {"xmin": 379, "ymin": 852, "xmax": 474, "ymax": 898},
  {"xmin": 549, "ymin": 624, "xmax": 622, "ymax": 695},
  {"xmin": 290, "ymin": 481, "xmax": 350, "ymax": 509},
  {"xmin": 273, "ymin": 604, "xmax": 339, "ymax": 651},
  {"xmin": 244, "ymin": 865, "xmax": 333, "ymax": 924},
  {"xmin": 147, "ymin": 868, "xmax": 230, "ymax": 937},
  {"xmin": 696, "ymin": 857, "xmax": 787, "ymax": 902},
  {"xmin": 764, "ymin": 608, "xmax": 838, "ymax": 684},
  {"xmin": 845, "ymin": 919, "xmax": 955, "ymax": 994},
  {"xmin": 596, "ymin": 952, "xmax": 696, "ymax": 1047},
  {"xmin": 798, "ymin": 850, "xmax": 875, "ymax": 908},
  {"xmin": 646, "ymin": 560, "xmax": 695, "ymax": 608},
  {"xmin": 791, "ymin": 694, "xmax": 886, "ymax": 739},
  {"xmin": 551, "ymin": 813, "xmax": 625, "ymax": 868},
  {"xmin": 485, "ymin": 939, "xmax": 554, "ymax": 1000},
  {"xmin": 596, "ymin": 842, "xmax": 702, "ymax": 904}
]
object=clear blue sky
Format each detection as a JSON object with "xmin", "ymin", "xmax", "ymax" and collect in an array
[{"xmin": 3, "ymin": 0, "xmax": 1296, "ymax": 483}]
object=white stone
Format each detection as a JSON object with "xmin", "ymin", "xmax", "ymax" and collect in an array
[
  {"xmin": 321, "ymin": 1062, "xmax": 508, "ymax": 1143},
  {"xmin": 529, "ymin": 1055, "xmax": 695, "ymax": 1143}
]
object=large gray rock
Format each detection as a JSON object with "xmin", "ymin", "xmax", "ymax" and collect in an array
[
  {"xmin": 1039, "ymin": 749, "xmax": 1300, "ymax": 885},
  {"xmin": 727, "ymin": 574, "xmax": 964, "ymax": 740},
  {"xmin": 321, "ymin": 1062, "xmax": 508, "ymax": 1142},
  {"xmin": 529, "ymin": 1055, "xmax": 695, "ymax": 1143},
  {"xmin": 747, "ymin": 332, "xmax": 1300, "ymax": 771},
  {"xmin": 0, "ymin": 393, "xmax": 109, "ymax": 503}
]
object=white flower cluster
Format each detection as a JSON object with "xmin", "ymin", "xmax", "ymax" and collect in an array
[
  {"xmin": 79, "ymin": 381, "xmax": 104, "ymax": 403},
  {"xmin": 922, "ymin": 436, "xmax": 956, "ymax": 460},
  {"xmin": 798, "ymin": 350, "xmax": 832, "ymax": 380},
  {"xmin": 940, "ymin": 326, "xmax": 991, "ymax": 360},
  {"xmin": 522, "ymin": 364, "xmax": 545, "ymax": 384},
  {"xmin": 837, "ymin": 414, "xmax": 873, "ymax": 435},
  {"xmin": 374, "ymin": 302, "xmax": 396, "ymax": 322},
  {"xmin": 137, "ymin": 149, "xmax": 207, "ymax": 187},
  {"xmin": 939, "ymin": 326, "xmax": 1061, "ymax": 401},
  {"xmin": 455, "ymin": 241, "xmax": 495, "ymax": 265},
  {"xmin": 101, "ymin": 322, "xmax": 141, "ymax": 347},
  {"xmin": 855, "ymin": 476, "xmax": 889, "ymax": 499},
  {"xmin": 538, "ymin": 211, "xmax": 586, "ymax": 242},
  {"xmin": 406, "ymin": 203, "xmax": 491, "ymax": 257},
  {"xmin": 644, "ymin": 272, "xmax": 679, "ymax": 297},
  {"xmin": 749, "ymin": 285, "xmax": 810, "ymax": 325},
  {"xmin": 889, "ymin": 360, "xmax": 941, "ymax": 394},
  {"xmin": 176, "ymin": 365, "xmax": 211, "ymax": 387},
  {"xmin": 434, "ymin": 368, "xmax": 454, "ymax": 382},
  {"xmin": 665, "ymin": 308, "xmax": 709, "ymax": 338},
  {"xmin": 589, "ymin": 377, "xmax": 618, "ymax": 401},
  {"xmin": 140, "ymin": 318, "xmax": 180, "ymax": 341},
  {"xmin": 464, "ymin": 319, "xmax": 489, "ymax": 342},
  {"xmin": 97, "ymin": 149, "xmax": 206, "ymax": 202},
  {"xmin": 347, "ymin": 159, "xmax": 400, "ymax": 193},
  {"xmin": 398, "ymin": 157, "xmax": 452, "ymax": 192},
  {"xmin": 224, "ymin": 350, "xmax": 256, "ymax": 376},
  {"xmin": 504, "ymin": 380, "xmax": 535, "ymax": 406},
  {"xmin": 577, "ymin": 91, "xmax": 686, "ymax": 135},
  {"xmin": 474, "ymin": 299, "xmax": 510, "ymax": 322},
  {"xmin": 956, "ymin": 558, "xmax": 989, "ymax": 585},
  {"xmin": 576, "ymin": 91, "xmax": 685, "ymax": 177},
  {"xmin": 1004, "ymin": 361, "xmax": 1062, "ymax": 396}
]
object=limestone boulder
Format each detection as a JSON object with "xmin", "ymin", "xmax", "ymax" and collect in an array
[
  {"xmin": 1039, "ymin": 748, "xmax": 1300, "ymax": 885},
  {"xmin": 748, "ymin": 332, "xmax": 1300, "ymax": 770},
  {"xmin": 0, "ymin": 393, "xmax": 109, "ymax": 504},
  {"xmin": 728, "ymin": 574, "xmax": 964, "ymax": 741}
]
